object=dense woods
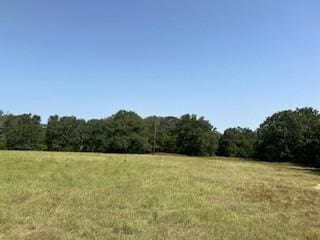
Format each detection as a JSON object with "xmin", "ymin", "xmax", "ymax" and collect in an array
[{"xmin": 0, "ymin": 107, "xmax": 319, "ymax": 166}]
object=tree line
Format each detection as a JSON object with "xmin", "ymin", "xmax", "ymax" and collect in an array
[
  {"xmin": 0, "ymin": 107, "xmax": 319, "ymax": 166},
  {"xmin": 0, "ymin": 110, "xmax": 219, "ymax": 156}
]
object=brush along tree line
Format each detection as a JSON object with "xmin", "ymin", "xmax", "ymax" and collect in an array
[{"xmin": 0, "ymin": 107, "xmax": 319, "ymax": 166}]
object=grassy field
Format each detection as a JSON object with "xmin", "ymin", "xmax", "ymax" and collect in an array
[{"xmin": 0, "ymin": 151, "xmax": 320, "ymax": 240}]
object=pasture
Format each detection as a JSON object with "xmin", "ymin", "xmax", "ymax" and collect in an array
[{"xmin": 0, "ymin": 151, "xmax": 319, "ymax": 239}]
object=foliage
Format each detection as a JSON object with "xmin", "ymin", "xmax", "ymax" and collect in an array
[
  {"xmin": 3, "ymin": 114, "xmax": 45, "ymax": 150},
  {"xmin": 104, "ymin": 110, "xmax": 150, "ymax": 153},
  {"xmin": 175, "ymin": 114, "xmax": 219, "ymax": 156},
  {"xmin": 217, "ymin": 127, "xmax": 257, "ymax": 158},
  {"xmin": 80, "ymin": 119, "xmax": 107, "ymax": 152},
  {"xmin": 144, "ymin": 116, "xmax": 179, "ymax": 153},
  {"xmin": 1, "ymin": 107, "xmax": 320, "ymax": 164},
  {"xmin": 46, "ymin": 115, "xmax": 85, "ymax": 151},
  {"xmin": 256, "ymin": 107, "xmax": 320, "ymax": 166},
  {"xmin": 0, "ymin": 110, "xmax": 6, "ymax": 149}
]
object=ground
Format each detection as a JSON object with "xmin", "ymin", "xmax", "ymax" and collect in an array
[{"xmin": 0, "ymin": 151, "xmax": 319, "ymax": 240}]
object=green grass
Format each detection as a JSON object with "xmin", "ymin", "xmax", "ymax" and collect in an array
[{"xmin": 0, "ymin": 151, "xmax": 320, "ymax": 240}]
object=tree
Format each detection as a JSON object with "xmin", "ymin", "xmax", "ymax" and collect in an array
[
  {"xmin": 175, "ymin": 114, "xmax": 219, "ymax": 156},
  {"xmin": 4, "ymin": 114, "xmax": 45, "ymax": 150},
  {"xmin": 217, "ymin": 127, "xmax": 257, "ymax": 158},
  {"xmin": 144, "ymin": 116, "xmax": 179, "ymax": 153},
  {"xmin": 104, "ymin": 110, "xmax": 150, "ymax": 153},
  {"xmin": 0, "ymin": 111, "xmax": 6, "ymax": 149},
  {"xmin": 256, "ymin": 107, "xmax": 320, "ymax": 166},
  {"xmin": 46, "ymin": 115, "xmax": 85, "ymax": 151},
  {"xmin": 80, "ymin": 119, "xmax": 107, "ymax": 152}
]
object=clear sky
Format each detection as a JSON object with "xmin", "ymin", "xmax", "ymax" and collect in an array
[{"xmin": 0, "ymin": 0, "xmax": 319, "ymax": 131}]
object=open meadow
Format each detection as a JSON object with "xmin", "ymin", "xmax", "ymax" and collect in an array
[{"xmin": 0, "ymin": 151, "xmax": 320, "ymax": 240}]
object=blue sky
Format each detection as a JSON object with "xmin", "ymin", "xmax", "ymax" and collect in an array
[{"xmin": 0, "ymin": 0, "xmax": 319, "ymax": 131}]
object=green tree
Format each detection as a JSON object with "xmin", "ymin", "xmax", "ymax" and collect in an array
[
  {"xmin": 46, "ymin": 115, "xmax": 85, "ymax": 151},
  {"xmin": 256, "ymin": 107, "xmax": 320, "ymax": 166},
  {"xmin": 144, "ymin": 116, "xmax": 179, "ymax": 153},
  {"xmin": 104, "ymin": 110, "xmax": 150, "ymax": 153},
  {"xmin": 175, "ymin": 114, "xmax": 219, "ymax": 156},
  {"xmin": 0, "ymin": 111, "xmax": 7, "ymax": 149},
  {"xmin": 217, "ymin": 127, "xmax": 257, "ymax": 158},
  {"xmin": 80, "ymin": 119, "xmax": 107, "ymax": 152},
  {"xmin": 4, "ymin": 114, "xmax": 45, "ymax": 150}
]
